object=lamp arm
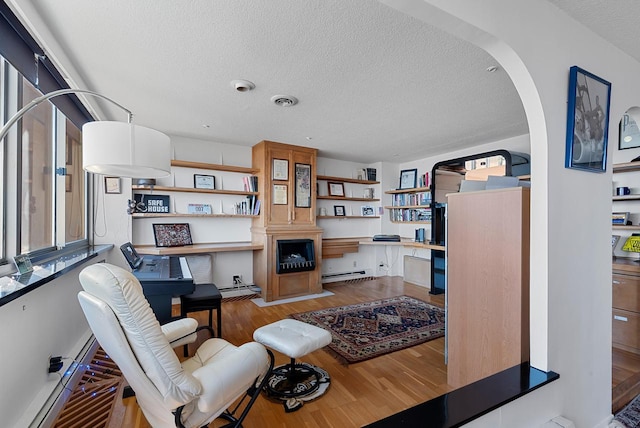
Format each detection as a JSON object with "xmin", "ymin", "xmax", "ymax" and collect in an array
[{"xmin": 0, "ymin": 88, "xmax": 132, "ymax": 143}]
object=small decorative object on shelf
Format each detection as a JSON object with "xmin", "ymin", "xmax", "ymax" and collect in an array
[
  {"xmin": 361, "ymin": 205, "xmax": 375, "ymax": 216},
  {"xmin": 621, "ymin": 235, "xmax": 640, "ymax": 261},
  {"xmin": 356, "ymin": 168, "xmax": 367, "ymax": 180},
  {"xmin": 399, "ymin": 169, "xmax": 418, "ymax": 189},
  {"xmin": 194, "ymin": 174, "xmax": 215, "ymax": 190},
  {"xmin": 612, "ymin": 234, "xmax": 621, "ymax": 256},
  {"xmin": 363, "ymin": 187, "xmax": 374, "ymax": 199},
  {"xmin": 612, "ymin": 212, "xmax": 630, "ymax": 225},
  {"xmin": 134, "ymin": 194, "xmax": 170, "ymax": 213},
  {"xmin": 334, "ymin": 205, "xmax": 345, "ymax": 216},
  {"xmin": 13, "ymin": 254, "xmax": 33, "ymax": 275},
  {"xmin": 187, "ymin": 204, "xmax": 213, "ymax": 214},
  {"xmin": 366, "ymin": 168, "xmax": 377, "ymax": 181}
]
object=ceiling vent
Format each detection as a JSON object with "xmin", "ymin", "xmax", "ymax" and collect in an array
[{"xmin": 271, "ymin": 95, "xmax": 298, "ymax": 107}]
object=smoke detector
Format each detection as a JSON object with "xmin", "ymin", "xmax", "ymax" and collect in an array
[
  {"xmin": 271, "ymin": 95, "xmax": 298, "ymax": 107},
  {"xmin": 231, "ymin": 79, "xmax": 255, "ymax": 92}
]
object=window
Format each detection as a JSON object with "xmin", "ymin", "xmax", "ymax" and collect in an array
[
  {"xmin": 19, "ymin": 78, "xmax": 55, "ymax": 253},
  {"xmin": 0, "ymin": 57, "xmax": 88, "ymax": 274}
]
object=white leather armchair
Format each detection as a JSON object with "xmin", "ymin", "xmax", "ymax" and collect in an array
[{"xmin": 77, "ymin": 263, "xmax": 273, "ymax": 428}]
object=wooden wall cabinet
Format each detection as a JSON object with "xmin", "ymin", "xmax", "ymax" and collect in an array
[
  {"xmin": 446, "ymin": 186, "xmax": 530, "ymax": 389},
  {"xmin": 252, "ymin": 140, "xmax": 322, "ymax": 302}
]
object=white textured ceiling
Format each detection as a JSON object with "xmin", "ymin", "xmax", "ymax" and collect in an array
[{"xmin": 8, "ymin": 0, "xmax": 639, "ymax": 164}]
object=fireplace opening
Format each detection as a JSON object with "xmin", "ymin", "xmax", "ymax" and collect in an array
[{"xmin": 276, "ymin": 239, "xmax": 316, "ymax": 274}]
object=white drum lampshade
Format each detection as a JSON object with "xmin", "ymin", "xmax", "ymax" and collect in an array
[{"xmin": 82, "ymin": 121, "xmax": 171, "ymax": 178}]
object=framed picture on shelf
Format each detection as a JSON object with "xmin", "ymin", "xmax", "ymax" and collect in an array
[
  {"xmin": 612, "ymin": 212, "xmax": 630, "ymax": 225},
  {"xmin": 272, "ymin": 159, "xmax": 289, "ymax": 180},
  {"xmin": 104, "ymin": 176, "xmax": 120, "ymax": 194},
  {"xmin": 295, "ymin": 163, "xmax": 311, "ymax": 207},
  {"xmin": 619, "ymin": 113, "xmax": 640, "ymax": 150},
  {"xmin": 153, "ymin": 223, "xmax": 193, "ymax": 247},
  {"xmin": 565, "ymin": 65, "xmax": 611, "ymax": 173},
  {"xmin": 361, "ymin": 205, "xmax": 375, "ymax": 216},
  {"xmin": 334, "ymin": 205, "xmax": 345, "ymax": 216},
  {"xmin": 399, "ymin": 168, "xmax": 418, "ymax": 189},
  {"xmin": 328, "ymin": 182, "xmax": 345, "ymax": 197},
  {"xmin": 194, "ymin": 174, "xmax": 215, "ymax": 190}
]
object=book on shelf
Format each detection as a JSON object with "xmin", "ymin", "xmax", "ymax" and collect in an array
[
  {"xmin": 243, "ymin": 175, "xmax": 258, "ymax": 192},
  {"xmin": 419, "ymin": 172, "xmax": 429, "ymax": 188},
  {"xmin": 234, "ymin": 195, "xmax": 260, "ymax": 215},
  {"xmin": 389, "ymin": 207, "xmax": 431, "ymax": 222},
  {"xmin": 391, "ymin": 191, "xmax": 431, "ymax": 206}
]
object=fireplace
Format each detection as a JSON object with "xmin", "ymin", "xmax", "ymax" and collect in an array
[{"xmin": 276, "ymin": 239, "xmax": 316, "ymax": 274}]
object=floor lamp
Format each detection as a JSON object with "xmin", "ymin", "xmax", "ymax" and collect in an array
[{"xmin": 0, "ymin": 88, "xmax": 170, "ymax": 178}]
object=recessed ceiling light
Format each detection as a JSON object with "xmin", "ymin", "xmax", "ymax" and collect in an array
[
  {"xmin": 305, "ymin": 136, "xmax": 313, "ymax": 140},
  {"xmin": 486, "ymin": 65, "xmax": 499, "ymax": 73},
  {"xmin": 271, "ymin": 95, "xmax": 298, "ymax": 107},
  {"xmin": 231, "ymin": 79, "xmax": 255, "ymax": 92},
  {"xmin": 202, "ymin": 124, "xmax": 210, "ymax": 128}
]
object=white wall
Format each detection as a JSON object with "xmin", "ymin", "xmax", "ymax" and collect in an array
[
  {"xmin": 381, "ymin": 0, "xmax": 640, "ymax": 426},
  {"xmin": 1, "ymin": 258, "xmax": 104, "ymax": 428}
]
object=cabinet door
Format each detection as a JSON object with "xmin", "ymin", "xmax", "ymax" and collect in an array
[{"xmin": 612, "ymin": 273, "xmax": 640, "ymax": 313}]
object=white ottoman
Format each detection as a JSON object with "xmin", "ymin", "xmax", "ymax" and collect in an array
[{"xmin": 253, "ymin": 319, "xmax": 332, "ymax": 400}]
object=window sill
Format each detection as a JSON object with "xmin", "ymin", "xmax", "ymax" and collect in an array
[
  {"xmin": 0, "ymin": 244, "xmax": 113, "ymax": 308},
  {"xmin": 364, "ymin": 363, "xmax": 559, "ymax": 428}
]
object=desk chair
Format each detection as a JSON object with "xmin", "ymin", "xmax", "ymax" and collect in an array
[{"xmin": 78, "ymin": 263, "xmax": 273, "ymax": 428}]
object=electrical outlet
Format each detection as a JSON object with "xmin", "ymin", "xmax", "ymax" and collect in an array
[
  {"xmin": 353, "ymin": 260, "xmax": 357, "ymax": 267},
  {"xmin": 233, "ymin": 275, "xmax": 240, "ymax": 284}
]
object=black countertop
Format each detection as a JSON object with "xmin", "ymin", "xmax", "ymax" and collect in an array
[
  {"xmin": 0, "ymin": 244, "xmax": 113, "ymax": 307},
  {"xmin": 364, "ymin": 363, "xmax": 559, "ymax": 428}
]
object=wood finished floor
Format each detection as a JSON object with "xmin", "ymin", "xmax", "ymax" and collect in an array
[
  {"xmin": 108, "ymin": 276, "xmax": 640, "ymax": 427},
  {"xmin": 113, "ymin": 277, "xmax": 450, "ymax": 428}
]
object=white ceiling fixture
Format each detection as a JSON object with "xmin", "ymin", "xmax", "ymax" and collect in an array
[
  {"xmin": 271, "ymin": 95, "xmax": 298, "ymax": 107},
  {"xmin": 231, "ymin": 80, "xmax": 255, "ymax": 92}
]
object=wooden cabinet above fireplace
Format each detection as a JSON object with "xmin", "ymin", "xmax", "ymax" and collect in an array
[{"xmin": 251, "ymin": 140, "xmax": 323, "ymax": 302}]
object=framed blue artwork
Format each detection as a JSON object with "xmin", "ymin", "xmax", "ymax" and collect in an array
[{"xmin": 565, "ymin": 65, "xmax": 611, "ymax": 173}]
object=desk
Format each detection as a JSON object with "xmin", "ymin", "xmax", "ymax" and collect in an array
[
  {"xmin": 134, "ymin": 242, "xmax": 263, "ymax": 255},
  {"xmin": 322, "ymin": 237, "xmax": 444, "ymax": 259}
]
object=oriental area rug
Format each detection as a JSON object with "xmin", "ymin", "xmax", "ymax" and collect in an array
[{"xmin": 290, "ymin": 295, "xmax": 445, "ymax": 364}]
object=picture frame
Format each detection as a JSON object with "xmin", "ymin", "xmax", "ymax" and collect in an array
[
  {"xmin": 361, "ymin": 205, "xmax": 375, "ymax": 216},
  {"xmin": 273, "ymin": 184, "xmax": 287, "ymax": 205},
  {"xmin": 104, "ymin": 176, "xmax": 121, "ymax": 194},
  {"xmin": 334, "ymin": 205, "xmax": 346, "ymax": 216},
  {"xmin": 194, "ymin": 174, "xmax": 215, "ymax": 190},
  {"xmin": 619, "ymin": 112, "xmax": 640, "ymax": 150},
  {"xmin": 13, "ymin": 254, "xmax": 33, "ymax": 275},
  {"xmin": 152, "ymin": 223, "xmax": 193, "ymax": 247},
  {"xmin": 399, "ymin": 168, "xmax": 418, "ymax": 189},
  {"xmin": 272, "ymin": 159, "xmax": 289, "ymax": 180},
  {"xmin": 295, "ymin": 163, "xmax": 311, "ymax": 208},
  {"xmin": 328, "ymin": 182, "xmax": 345, "ymax": 197},
  {"xmin": 612, "ymin": 212, "xmax": 630, "ymax": 226},
  {"xmin": 565, "ymin": 65, "xmax": 611, "ymax": 172}
]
